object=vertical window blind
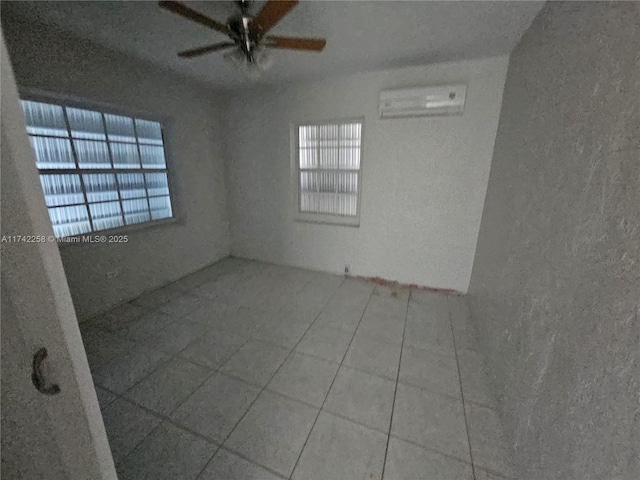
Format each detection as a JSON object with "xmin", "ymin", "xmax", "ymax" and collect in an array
[
  {"xmin": 21, "ymin": 99, "xmax": 173, "ymax": 238},
  {"xmin": 298, "ymin": 121, "xmax": 362, "ymax": 217}
]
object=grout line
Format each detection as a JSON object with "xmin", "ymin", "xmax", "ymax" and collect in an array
[
  {"xmin": 473, "ymin": 464, "xmax": 516, "ymax": 480},
  {"xmin": 108, "ymin": 281, "xmax": 320, "ymax": 478},
  {"xmin": 195, "ymin": 277, "xmax": 348, "ymax": 478},
  {"xmin": 102, "ymin": 276, "xmax": 303, "ymax": 473},
  {"xmin": 387, "ymin": 432, "xmax": 476, "ymax": 469},
  {"xmin": 106, "ymin": 390, "xmax": 283, "ymax": 480},
  {"xmin": 379, "ymin": 288, "xmax": 411, "ymax": 480},
  {"xmin": 81, "ymin": 255, "xmax": 244, "ymax": 325},
  {"xmin": 88, "ymin": 271, "xmax": 259, "ymax": 419},
  {"xmin": 164, "ymin": 339, "xmax": 251, "ymax": 416},
  {"xmin": 104, "ymin": 336, "xmax": 253, "ymax": 474},
  {"xmin": 295, "ymin": 345, "xmax": 465, "ymax": 402},
  {"xmin": 90, "ymin": 266, "xmax": 405, "ymax": 479},
  {"xmin": 100, "ymin": 315, "xmax": 231, "ymax": 400},
  {"xmin": 447, "ymin": 296, "xmax": 477, "ymax": 480},
  {"xmin": 261, "ymin": 382, "xmax": 390, "ymax": 436},
  {"xmin": 287, "ymin": 287, "xmax": 378, "ymax": 479},
  {"xmin": 214, "ymin": 445, "xmax": 289, "ymax": 480},
  {"xmin": 105, "ymin": 369, "xmax": 472, "ymax": 480}
]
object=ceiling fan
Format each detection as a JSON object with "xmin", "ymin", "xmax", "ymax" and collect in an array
[{"xmin": 159, "ymin": 0, "xmax": 326, "ymax": 75}]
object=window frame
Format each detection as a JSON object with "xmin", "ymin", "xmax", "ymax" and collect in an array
[
  {"xmin": 19, "ymin": 89, "xmax": 180, "ymax": 241},
  {"xmin": 290, "ymin": 117, "xmax": 365, "ymax": 227}
]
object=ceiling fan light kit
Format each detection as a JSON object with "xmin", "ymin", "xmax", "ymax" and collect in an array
[
  {"xmin": 159, "ymin": 0, "xmax": 326, "ymax": 78},
  {"xmin": 224, "ymin": 46, "xmax": 272, "ymax": 79}
]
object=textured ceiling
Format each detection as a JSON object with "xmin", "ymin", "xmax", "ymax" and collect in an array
[{"xmin": 2, "ymin": 1, "xmax": 544, "ymax": 88}]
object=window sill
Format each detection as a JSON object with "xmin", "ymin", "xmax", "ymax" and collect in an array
[
  {"xmin": 294, "ymin": 212, "xmax": 360, "ymax": 227},
  {"xmin": 56, "ymin": 216, "xmax": 179, "ymax": 248}
]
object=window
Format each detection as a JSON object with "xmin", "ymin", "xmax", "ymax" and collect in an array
[
  {"xmin": 20, "ymin": 99, "xmax": 173, "ymax": 238},
  {"xmin": 295, "ymin": 119, "xmax": 363, "ymax": 225}
]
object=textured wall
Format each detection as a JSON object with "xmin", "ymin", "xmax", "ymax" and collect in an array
[
  {"xmin": 467, "ymin": 2, "xmax": 639, "ymax": 479},
  {"xmin": 1, "ymin": 15, "xmax": 230, "ymax": 319},
  {"xmin": 225, "ymin": 57, "xmax": 508, "ymax": 293}
]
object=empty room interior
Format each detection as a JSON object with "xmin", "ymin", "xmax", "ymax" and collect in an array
[{"xmin": 1, "ymin": 1, "xmax": 638, "ymax": 479}]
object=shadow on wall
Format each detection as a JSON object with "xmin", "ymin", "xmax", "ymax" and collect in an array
[{"xmin": 467, "ymin": 2, "xmax": 639, "ymax": 480}]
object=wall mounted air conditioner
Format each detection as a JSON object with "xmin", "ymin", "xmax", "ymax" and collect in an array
[{"xmin": 379, "ymin": 84, "xmax": 467, "ymax": 118}]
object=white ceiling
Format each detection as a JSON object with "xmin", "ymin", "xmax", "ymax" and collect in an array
[{"xmin": 3, "ymin": 1, "xmax": 544, "ymax": 89}]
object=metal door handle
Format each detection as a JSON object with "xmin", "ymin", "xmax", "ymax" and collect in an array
[{"xmin": 32, "ymin": 347, "xmax": 61, "ymax": 395}]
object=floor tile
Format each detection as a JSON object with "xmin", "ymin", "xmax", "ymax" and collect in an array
[
  {"xmin": 474, "ymin": 467, "xmax": 515, "ymax": 480},
  {"xmin": 142, "ymin": 320, "xmax": 208, "ymax": 355},
  {"xmin": 457, "ymin": 349, "xmax": 498, "ymax": 408},
  {"xmin": 279, "ymin": 301, "xmax": 323, "ymax": 326},
  {"xmin": 324, "ymin": 366, "xmax": 395, "ymax": 432},
  {"xmin": 267, "ymin": 352, "xmax": 339, "ymax": 407},
  {"xmin": 343, "ymin": 336, "xmax": 401, "ymax": 380},
  {"xmin": 159, "ymin": 293, "xmax": 209, "ymax": 319},
  {"xmin": 82, "ymin": 328, "xmax": 139, "ymax": 371},
  {"xmin": 101, "ymin": 398, "xmax": 161, "ymax": 464},
  {"xmin": 119, "ymin": 310, "xmax": 177, "ymax": 344},
  {"xmin": 251, "ymin": 314, "xmax": 311, "ymax": 349},
  {"xmin": 338, "ymin": 278, "xmax": 375, "ymax": 297},
  {"xmin": 178, "ymin": 333, "xmax": 242, "ymax": 368},
  {"xmin": 82, "ymin": 262, "xmax": 506, "ymax": 480},
  {"xmin": 407, "ymin": 295, "xmax": 449, "ymax": 321},
  {"xmin": 409, "ymin": 289, "xmax": 450, "ymax": 311},
  {"xmin": 95, "ymin": 385, "xmax": 118, "ymax": 410},
  {"xmin": 326, "ymin": 279, "xmax": 372, "ymax": 311},
  {"xmin": 86, "ymin": 302, "xmax": 146, "ymax": 333},
  {"xmin": 295, "ymin": 276, "xmax": 343, "ymax": 309},
  {"xmin": 243, "ymin": 288, "xmax": 290, "ymax": 313},
  {"xmin": 447, "ymin": 295, "xmax": 481, "ymax": 352},
  {"xmin": 222, "ymin": 340, "xmax": 290, "ymax": 386},
  {"xmin": 296, "ymin": 327, "xmax": 353, "ymax": 363},
  {"xmin": 165, "ymin": 273, "xmax": 205, "ymax": 293},
  {"xmin": 118, "ymin": 422, "xmax": 216, "ymax": 480},
  {"xmin": 93, "ymin": 345, "xmax": 169, "ymax": 394},
  {"xmin": 219, "ymin": 282, "xmax": 268, "ymax": 309},
  {"xmin": 383, "ymin": 437, "xmax": 474, "ymax": 480},
  {"xmin": 466, "ymin": 404, "xmax": 516, "ymax": 477},
  {"xmin": 192, "ymin": 279, "xmax": 232, "ymax": 301},
  {"xmin": 404, "ymin": 307, "xmax": 455, "ymax": 357},
  {"xmin": 198, "ymin": 448, "xmax": 283, "ymax": 480},
  {"xmin": 132, "ymin": 286, "xmax": 179, "ymax": 310},
  {"xmin": 207, "ymin": 307, "xmax": 265, "ymax": 344},
  {"xmin": 399, "ymin": 346, "xmax": 461, "ymax": 398},
  {"xmin": 286, "ymin": 293, "xmax": 326, "ymax": 316},
  {"xmin": 365, "ymin": 295, "xmax": 408, "ymax": 318},
  {"xmin": 355, "ymin": 310, "xmax": 405, "ymax": 345},
  {"xmin": 171, "ymin": 373, "xmax": 260, "ymax": 442},
  {"xmin": 324, "ymin": 293, "xmax": 370, "ymax": 312},
  {"xmin": 124, "ymin": 357, "xmax": 212, "ymax": 415},
  {"xmin": 225, "ymin": 391, "xmax": 318, "ymax": 477},
  {"xmin": 391, "ymin": 384, "xmax": 470, "ymax": 462},
  {"xmin": 372, "ymin": 283, "xmax": 410, "ymax": 300},
  {"xmin": 292, "ymin": 412, "xmax": 386, "ymax": 480},
  {"xmin": 314, "ymin": 305, "xmax": 364, "ymax": 333},
  {"xmin": 183, "ymin": 302, "xmax": 224, "ymax": 326}
]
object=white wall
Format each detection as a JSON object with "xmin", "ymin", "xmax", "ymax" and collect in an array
[
  {"xmin": 2, "ymin": 16, "xmax": 230, "ymax": 319},
  {"xmin": 225, "ymin": 57, "xmax": 508, "ymax": 292}
]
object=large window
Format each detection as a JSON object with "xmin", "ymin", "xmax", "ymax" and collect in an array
[
  {"xmin": 21, "ymin": 99, "xmax": 173, "ymax": 238},
  {"xmin": 295, "ymin": 119, "xmax": 363, "ymax": 225}
]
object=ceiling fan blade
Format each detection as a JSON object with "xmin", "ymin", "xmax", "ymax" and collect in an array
[
  {"xmin": 159, "ymin": 1, "xmax": 230, "ymax": 35},
  {"xmin": 178, "ymin": 42, "xmax": 236, "ymax": 58},
  {"xmin": 250, "ymin": 0, "xmax": 298, "ymax": 34},
  {"xmin": 264, "ymin": 36, "xmax": 326, "ymax": 51}
]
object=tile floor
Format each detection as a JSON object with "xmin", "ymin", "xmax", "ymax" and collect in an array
[{"xmin": 81, "ymin": 258, "xmax": 515, "ymax": 480}]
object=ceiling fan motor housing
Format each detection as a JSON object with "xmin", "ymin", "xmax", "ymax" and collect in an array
[
  {"xmin": 159, "ymin": 0, "xmax": 326, "ymax": 65},
  {"xmin": 228, "ymin": 14, "xmax": 261, "ymax": 61}
]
